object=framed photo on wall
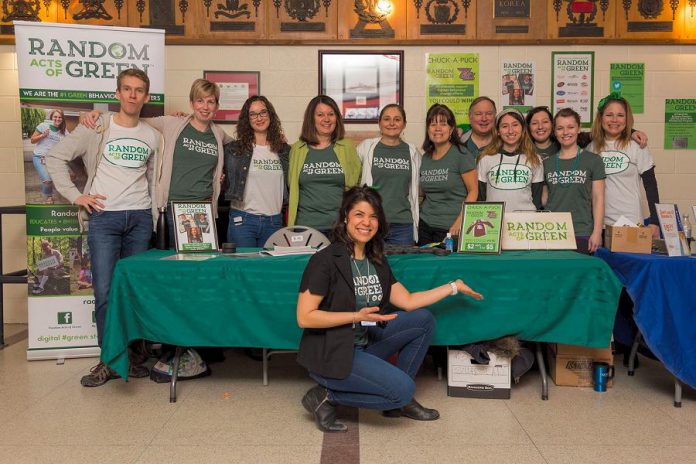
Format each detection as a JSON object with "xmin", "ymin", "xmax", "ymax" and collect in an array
[
  {"xmin": 203, "ymin": 71, "xmax": 260, "ymax": 123},
  {"xmin": 171, "ymin": 202, "xmax": 219, "ymax": 253},
  {"xmin": 319, "ymin": 50, "xmax": 403, "ymax": 123}
]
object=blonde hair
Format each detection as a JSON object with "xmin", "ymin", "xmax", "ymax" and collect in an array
[
  {"xmin": 189, "ymin": 79, "xmax": 220, "ymax": 104},
  {"xmin": 591, "ymin": 97, "xmax": 634, "ymax": 153}
]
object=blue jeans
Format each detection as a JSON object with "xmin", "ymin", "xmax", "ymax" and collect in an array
[
  {"xmin": 88, "ymin": 209, "xmax": 152, "ymax": 346},
  {"xmin": 227, "ymin": 209, "xmax": 282, "ymax": 248},
  {"xmin": 385, "ymin": 223, "xmax": 414, "ymax": 246},
  {"xmin": 310, "ymin": 309, "xmax": 436, "ymax": 411},
  {"xmin": 32, "ymin": 154, "xmax": 52, "ymax": 197}
]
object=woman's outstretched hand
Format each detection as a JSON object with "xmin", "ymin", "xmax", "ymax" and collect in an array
[
  {"xmin": 454, "ymin": 279, "xmax": 483, "ymax": 300},
  {"xmin": 357, "ymin": 306, "xmax": 398, "ymax": 323}
]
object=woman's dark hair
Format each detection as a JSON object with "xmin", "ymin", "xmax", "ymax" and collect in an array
[
  {"xmin": 299, "ymin": 95, "xmax": 345, "ymax": 145},
  {"xmin": 379, "ymin": 103, "xmax": 406, "ymax": 123},
  {"xmin": 421, "ymin": 103, "xmax": 465, "ymax": 157},
  {"xmin": 235, "ymin": 95, "xmax": 286, "ymax": 154},
  {"xmin": 48, "ymin": 109, "xmax": 67, "ymax": 134},
  {"xmin": 525, "ymin": 106, "xmax": 553, "ymax": 136},
  {"xmin": 332, "ymin": 185, "xmax": 388, "ymax": 264}
]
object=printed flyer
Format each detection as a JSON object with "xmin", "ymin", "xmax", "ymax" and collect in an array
[
  {"xmin": 426, "ymin": 53, "xmax": 479, "ymax": 129},
  {"xmin": 501, "ymin": 60, "xmax": 535, "ymax": 112},
  {"xmin": 458, "ymin": 202, "xmax": 504, "ymax": 254},
  {"xmin": 551, "ymin": 51, "xmax": 594, "ymax": 127},
  {"xmin": 664, "ymin": 99, "xmax": 696, "ymax": 149},
  {"xmin": 609, "ymin": 63, "xmax": 644, "ymax": 114}
]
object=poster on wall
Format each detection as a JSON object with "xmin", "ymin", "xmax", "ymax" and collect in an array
[
  {"xmin": 609, "ymin": 63, "xmax": 644, "ymax": 114},
  {"xmin": 14, "ymin": 21, "xmax": 165, "ymax": 361},
  {"xmin": 426, "ymin": 53, "xmax": 479, "ymax": 130},
  {"xmin": 500, "ymin": 60, "xmax": 535, "ymax": 113},
  {"xmin": 664, "ymin": 99, "xmax": 696, "ymax": 150},
  {"xmin": 551, "ymin": 51, "xmax": 594, "ymax": 128}
]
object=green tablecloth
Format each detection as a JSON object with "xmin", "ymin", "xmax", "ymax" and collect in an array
[{"xmin": 101, "ymin": 249, "xmax": 622, "ymax": 379}]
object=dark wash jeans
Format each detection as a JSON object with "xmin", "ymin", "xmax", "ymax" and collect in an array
[
  {"xmin": 310, "ymin": 309, "xmax": 436, "ymax": 411},
  {"xmin": 88, "ymin": 209, "xmax": 152, "ymax": 346},
  {"xmin": 385, "ymin": 222, "xmax": 415, "ymax": 246},
  {"xmin": 227, "ymin": 208, "xmax": 282, "ymax": 248}
]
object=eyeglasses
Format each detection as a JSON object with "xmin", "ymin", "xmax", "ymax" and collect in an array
[{"xmin": 249, "ymin": 110, "xmax": 269, "ymax": 120}]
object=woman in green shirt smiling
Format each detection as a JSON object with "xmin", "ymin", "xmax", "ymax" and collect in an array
[
  {"xmin": 418, "ymin": 104, "xmax": 478, "ymax": 246},
  {"xmin": 288, "ymin": 95, "xmax": 361, "ymax": 238}
]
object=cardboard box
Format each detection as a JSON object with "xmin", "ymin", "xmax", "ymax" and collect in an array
[
  {"xmin": 447, "ymin": 348, "xmax": 511, "ymax": 399},
  {"xmin": 604, "ymin": 225, "xmax": 652, "ymax": 254},
  {"xmin": 547, "ymin": 343, "xmax": 614, "ymax": 388}
]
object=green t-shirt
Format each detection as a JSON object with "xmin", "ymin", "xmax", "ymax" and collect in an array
[
  {"xmin": 465, "ymin": 137, "xmax": 487, "ymax": 161},
  {"xmin": 420, "ymin": 145, "xmax": 476, "ymax": 230},
  {"xmin": 543, "ymin": 149, "xmax": 606, "ymax": 236},
  {"xmin": 371, "ymin": 142, "xmax": 412, "ymax": 224},
  {"xmin": 534, "ymin": 142, "xmax": 559, "ymax": 161},
  {"xmin": 351, "ymin": 257, "xmax": 383, "ymax": 347},
  {"xmin": 168, "ymin": 123, "xmax": 218, "ymax": 201},
  {"xmin": 297, "ymin": 145, "xmax": 345, "ymax": 229}
]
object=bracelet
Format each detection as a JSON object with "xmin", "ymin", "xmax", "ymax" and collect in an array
[
  {"xmin": 352, "ymin": 312, "xmax": 356, "ymax": 329},
  {"xmin": 449, "ymin": 281, "xmax": 458, "ymax": 296}
]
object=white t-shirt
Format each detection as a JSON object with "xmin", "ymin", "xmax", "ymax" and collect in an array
[
  {"xmin": 477, "ymin": 152, "xmax": 543, "ymax": 212},
  {"xmin": 233, "ymin": 144, "xmax": 284, "ymax": 216},
  {"xmin": 589, "ymin": 139, "xmax": 654, "ymax": 226},
  {"xmin": 33, "ymin": 122, "xmax": 68, "ymax": 156},
  {"xmin": 90, "ymin": 115, "xmax": 160, "ymax": 211}
]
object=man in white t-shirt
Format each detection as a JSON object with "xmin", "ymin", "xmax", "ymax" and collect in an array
[{"xmin": 47, "ymin": 69, "xmax": 161, "ymax": 387}]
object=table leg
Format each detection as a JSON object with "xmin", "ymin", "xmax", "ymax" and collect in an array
[
  {"xmin": 535, "ymin": 342, "xmax": 549, "ymax": 401},
  {"xmin": 262, "ymin": 348, "xmax": 269, "ymax": 386},
  {"xmin": 169, "ymin": 346, "xmax": 182, "ymax": 403},
  {"xmin": 628, "ymin": 332, "xmax": 643, "ymax": 376},
  {"xmin": 674, "ymin": 378, "xmax": 682, "ymax": 408}
]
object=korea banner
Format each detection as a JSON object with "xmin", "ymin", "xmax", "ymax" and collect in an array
[{"xmin": 14, "ymin": 22, "xmax": 164, "ymax": 360}]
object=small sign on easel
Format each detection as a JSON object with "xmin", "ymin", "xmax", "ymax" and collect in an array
[
  {"xmin": 501, "ymin": 212, "xmax": 577, "ymax": 250},
  {"xmin": 656, "ymin": 203, "xmax": 689, "ymax": 257},
  {"xmin": 458, "ymin": 202, "xmax": 504, "ymax": 254}
]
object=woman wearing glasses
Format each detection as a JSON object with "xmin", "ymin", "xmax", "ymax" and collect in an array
[
  {"xmin": 224, "ymin": 96, "xmax": 290, "ymax": 247},
  {"xmin": 288, "ymin": 95, "xmax": 361, "ymax": 238}
]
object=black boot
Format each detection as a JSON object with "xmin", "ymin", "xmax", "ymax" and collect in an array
[
  {"xmin": 301, "ymin": 385, "xmax": 347, "ymax": 433},
  {"xmin": 383, "ymin": 398, "xmax": 440, "ymax": 421}
]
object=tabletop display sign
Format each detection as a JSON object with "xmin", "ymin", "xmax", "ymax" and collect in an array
[
  {"xmin": 502, "ymin": 212, "xmax": 577, "ymax": 250},
  {"xmin": 458, "ymin": 202, "xmax": 504, "ymax": 254},
  {"xmin": 656, "ymin": 203, "xmax": 688, "ymax": 257},
  {"xmin": 171, "ymin": 202, "xmax": 219, "ymax": 253}
]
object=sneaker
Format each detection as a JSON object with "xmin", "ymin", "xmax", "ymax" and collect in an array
[
  {"xmin": 80, "ymin": 361, "xmax": 120, "ymax": 387},
  {"xmin": 32, "ymin": 287, "xmax": 44, "ymax": 295},
  {"xmin": 128, "ymin": 363, "xmax": 150, "ymax": 378}
]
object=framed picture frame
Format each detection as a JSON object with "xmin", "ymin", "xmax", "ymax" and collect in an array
[
  {"xmin": 319, "ymin": 50, "xmax": 403, "ymax": 123},
  {"xmin": 171, "ymin": 202, "xmax": 219, "ymax": 253},
  {"xmin": 458, "ymin": 202, "xmax": 504, "ymax": 254},
  {"xmin": 203, "ymin": 70, "xmax": 260, "ymax": 123}
]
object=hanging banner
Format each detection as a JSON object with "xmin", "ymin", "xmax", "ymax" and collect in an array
[
  {"xmin": 15, "ymin": 21, "xmax": 165, "ymax": 361},
  {"xmin": 664, "ymin": 99, "xmax": 696, "ymax": 150},
  {"xmin": 501, "ymin": 60, "xmax": 535, "ymax": 113},
  {"xmin": 609, "ymin": 63, "xmax": 644, "ymax": 114},
  {"xmin": 551, "ymin": 51, "xmax": 594, "ymax": 128},
  {"xmin": 426, "ymin": 53, "xmax": 479, "ymax": 130}
]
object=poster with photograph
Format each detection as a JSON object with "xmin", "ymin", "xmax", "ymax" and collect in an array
[
  {"xmin": 426, "ymin": 53, "xmax": 479, "ymax": 129},
  {"xmin": 664, "ymin": 99, "xmax": 696, "ymax": 150},
  {"xmin": 501, "ymin": 60, "xmax": 535, "ymax": 112},
  {"xmin": 458, "ymin": 202, "xmax": 504, "ymax": 254},
  {"xmin": 551, "ymin": 52, "xmax": 594, "ymax": 127},
  {"xmin": 172, "ymin": 202, "xmax": 219, "ymax": 252}
]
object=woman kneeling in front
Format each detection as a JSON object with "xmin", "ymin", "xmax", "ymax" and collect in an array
[{"xmin": 296, "ymin": 186, "xmax": 483, "ymax": 432}]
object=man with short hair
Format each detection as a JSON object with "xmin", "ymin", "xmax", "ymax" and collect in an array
[
  {"xmin": 47, "ymin": 68, "xmax": 161, "ymax": 387},
  {"xmin": 459, "ymin": 96, "xmax": 497, "ymax": 158}
]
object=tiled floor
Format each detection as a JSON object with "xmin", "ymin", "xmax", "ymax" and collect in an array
[{"xmin": 1, "ymin": 323, "xmax": 694, "ymax": 464}]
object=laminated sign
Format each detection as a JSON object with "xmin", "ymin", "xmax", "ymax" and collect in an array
[{"xmin": 502, "ymin": 212, "xmax": 577, "ymax": 250}]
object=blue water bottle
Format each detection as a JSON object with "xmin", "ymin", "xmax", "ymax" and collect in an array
[
  {"xmin": 444, "ymin": 233, "xmax": 454, "ymax": 253},
  {"xmin": 592, "ymin": 362, "xmax": 615, "ymax": 392}
]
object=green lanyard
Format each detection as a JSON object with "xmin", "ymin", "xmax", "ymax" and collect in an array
[{"xmin": 554, "ymin": 147, "xmax": 581, "ymax": 188}]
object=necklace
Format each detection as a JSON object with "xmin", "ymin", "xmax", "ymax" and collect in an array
[
  {"xmin": 351, "ymin": 257, "xmax": 370, "ymax": 281},
  {"xmin": 554, "ymin": 147, "xmax": 582, "ymax": 189}
]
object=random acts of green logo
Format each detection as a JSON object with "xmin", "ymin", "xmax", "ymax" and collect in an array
[
  {"xmin": 103, "ymin": 138, "xmax": 152, "ymax": 168},
  {"xmin": 602, "ymin": 150, "xmax": 630, "ymax": 175},
  {"xmin": 488, "ymin": 164, "xmax": 532, "ymax": 190},
  {"xmin": 57, "ymin": 312, "xmax": 73, "ymax": 325}
]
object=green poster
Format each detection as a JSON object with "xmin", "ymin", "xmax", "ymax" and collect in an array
[
  {"xmin": 458, "ymin": 202, "xmax": 504, "ymax": 254},
  {"xmin": 609, "ymin": 63, "xmax": 644, "ymax": 114},
  {"xmin": 664, "ymin": 99, "xmax": 696, "ymax": 150},
  {"xmin": 426, "ymin": 53, "xmax": 479, "ymax": 129}
]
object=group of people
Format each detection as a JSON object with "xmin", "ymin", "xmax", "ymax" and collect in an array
[{"xmin": 43, "ymin": 68, "xmax": 659, "ymax": 433}]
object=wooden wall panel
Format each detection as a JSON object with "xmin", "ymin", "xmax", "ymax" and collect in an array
[
  {"xmin": 338, "ymin": 0, "xmax": 407, "ymax": 40},
  {"xmin": 55, "ymin": 0, "xmax": 129, "ymax": 26},
  {"xmin": 616, "ymin": 0, "xmax": 685, "ymax": 40},
  {"xmin": 547, "ymin": 0, "xmax": 616, "ymax": 40},
  {"xmin": 405, "ymin": 0, "xmax": 476, "ymax": 40},
  {"xmin": 477, "ymin": 0, "xmax": 545, "ymax": 41},
  {"xmin": 1, "ymin": 1, "xmax": 57, "ymax": 35},
  {"xmin": 267, "ymin": 0, "xmax": 338, "ymax": 40},
  {"xmin": 193, "ymin": 0, "xmax": 266, "ymax": 40},
  {"xmin": 126, "ymin": 0, "xmax": 189, "ymax": 37}
]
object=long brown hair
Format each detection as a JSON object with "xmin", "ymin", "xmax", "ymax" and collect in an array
[
  {"xmin": 299, "ymin": 95, "xmax": 345, "ymax": 146},
  {"xmin": 332, "ymin": 186, "xmax": 388, "ymax": 264},
  {"xmin": 235, "ymin": 95, "xmax": 286, "ymax": 154},
  {"xmin": 591, "ymin": 96, "xmax": 634, "ymax": 153},
  {"xmin": 48, "ymin": 109, "xmax": 67, "ymax": 135},
  {"xmin": 479, "ymin": 109, "xmax": 540, "ymax": 168}
]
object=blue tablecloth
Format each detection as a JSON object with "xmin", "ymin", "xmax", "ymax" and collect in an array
[{"xmin": 595, "ymin": 248, "xmax": 696, "ymax": 388}]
